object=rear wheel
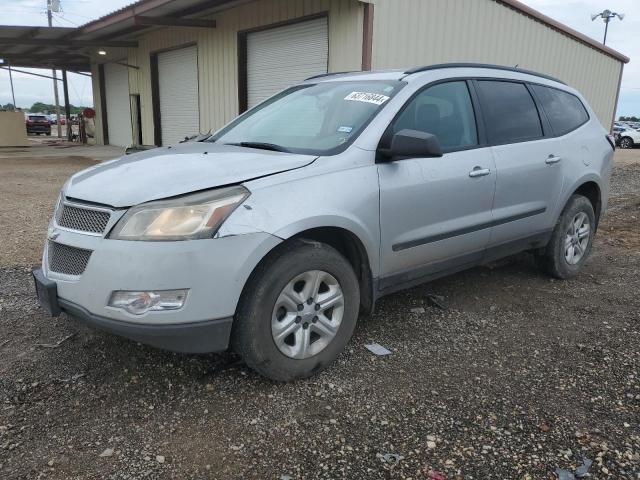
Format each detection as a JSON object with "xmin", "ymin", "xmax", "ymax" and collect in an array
[
  {"xmin": 232, "ymin": 239, "xmax": 360, "ymax": 381},
  {"xmin": 619, "ymin": 136, "xmax": 634, "ymax": 149},
  {"xmin": 537, "ymin": 195, "xmax": 595, "ymax": 279}
]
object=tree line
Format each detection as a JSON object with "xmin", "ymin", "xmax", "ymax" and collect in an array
[
  {"xmin": 618, "ymin": 116, "xmax": 639, "ymax": 122},
  {"xmin": 1, "ymin": 102, "xmax": 90, "ymax": 114}
]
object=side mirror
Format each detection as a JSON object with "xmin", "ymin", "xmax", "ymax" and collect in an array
[{"xmin": 384, "ymin": 129, "xmax": 443, "ymax": 160}]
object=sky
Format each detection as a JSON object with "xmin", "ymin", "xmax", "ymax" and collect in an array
[{"xmin": 0, "ymin": 0, "xmax": 638, "ymax": 117}]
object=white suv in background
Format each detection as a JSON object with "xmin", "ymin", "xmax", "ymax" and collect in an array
[{"xmin": 616, "ymin": 127, "xmax": 640, "ymax": 149}]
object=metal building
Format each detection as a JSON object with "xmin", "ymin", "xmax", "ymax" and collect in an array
[{"xmin": 2, "ymin": 0, "xmax": 628, "ymax": 147}]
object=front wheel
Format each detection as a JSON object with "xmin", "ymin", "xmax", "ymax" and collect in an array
[
  {"xmin": 537, "ymin": 195, "xmax": 596, "ymax": 279},
  {"xmin": 232, "ymin": 239, "xmax": 360, "ymax": 381}
]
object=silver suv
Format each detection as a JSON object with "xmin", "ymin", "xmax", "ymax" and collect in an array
[{"xmin": 34, "ymin": 64, "xmax": 614, "ymax": 381}]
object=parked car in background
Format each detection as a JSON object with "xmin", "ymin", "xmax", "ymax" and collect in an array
[
  {"xmin": 48, "ymin": 114, "xmax": 67, "ymax": 125},
  {"xmin": 34, "ymin": 64, "xmax": 614, "ymax": 381},
  {"xmin": 615, "ymin": 127, "xmax": 640, "ymax": 149},
  {"xmin": 25, "ymin": 115, "xmax": 51, "ymax": 136}
]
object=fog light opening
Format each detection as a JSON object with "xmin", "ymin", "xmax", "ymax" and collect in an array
[{"xmin": 108, "ymin": 290, "xmax": 188, "ymax": 315}]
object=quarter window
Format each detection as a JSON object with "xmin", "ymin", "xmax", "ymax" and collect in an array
[
  {"xmin": 477, "ymin": 80, "xmax": 543, "ymax": 144},
  {"xmin": 531, "ymin": 85, "xmax": 589, "ymax": 135},
  {"xmin": 391, "ymin": 81, "xmax": 478, "ymax": 151}
]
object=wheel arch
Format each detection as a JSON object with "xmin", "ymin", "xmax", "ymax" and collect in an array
[
  {"xmin": 572, "ymin": 180, "xmax": 602, "ymax": 228},
  {"xmin": 289, "ymin": 226, "xmax": 375, "ymax": 315},
  {"xmin": 239, "ymin": 223, "xmax": 377, "ymax": 317}
]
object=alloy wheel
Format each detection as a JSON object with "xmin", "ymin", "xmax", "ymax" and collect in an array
[
  {"xmin": 564, "ymin": 212, "xmax": 591, "ymax": 265},
  {"xmin": 620, "ymin": 137, "xmax": 633, "ymax": 149},
  {"xmin": 271, "ymin": 270, "xmax": 344, "ymax": 359}
]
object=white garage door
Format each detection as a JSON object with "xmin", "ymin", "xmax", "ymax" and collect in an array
[
  {"xmin": 247, "ymin": 17, "xmax": 328, "ymax": 108},
  {"xmin": 158, "ymin": 46, "xmax": 200, "ymax": 146},
  {"xmin": 103, "ymin": 63, "xmax": 132, "ymax": 147}
]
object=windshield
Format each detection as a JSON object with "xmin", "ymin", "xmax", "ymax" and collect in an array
[
  {"xmin": 209, "ymin": 80, "xmax": 405, "ymax": 155},
  {"xmin": 29, "ymin": 116, "xmax": 47, "ymax": 121}
]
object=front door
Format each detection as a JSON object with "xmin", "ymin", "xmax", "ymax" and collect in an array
[{"xmin": 378, "ymin": 81, "xmax": 496, "ymax": 289}]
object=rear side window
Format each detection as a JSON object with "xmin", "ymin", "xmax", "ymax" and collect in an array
[
  {"xmin": 531, "ymin": 85, "xmax": 589, "ymax": 135},
  {"xmin": 477, "ymin": 80, "xmax": 543, "ymax": 144},
  {"xmin": 391, "ymin": 81, "xmax": 478, "ymax": 151}
]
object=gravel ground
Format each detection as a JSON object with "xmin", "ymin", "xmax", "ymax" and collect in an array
[{"xmin": 0, "ymin": 147, "xmax": 638, "ymax": 479}]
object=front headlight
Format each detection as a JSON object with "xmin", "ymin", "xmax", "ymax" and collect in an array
[{"xmin": 109, "ymin": 186, "xmax": 249, "ymax": 241}]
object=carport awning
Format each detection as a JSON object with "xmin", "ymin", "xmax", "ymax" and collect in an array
[
  {"xmin": 0, "ymin": 26, "xmax": 98, "ymax": 72},
  {"xmin": 0, "ymin": 0, "xmax": 235, "ymax": 73}
]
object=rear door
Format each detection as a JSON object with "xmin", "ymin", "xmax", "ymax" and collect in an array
[
  {"xmin": 475, "ymin": 80, "xmax": 564, "ymax": 253},
  {"xmin": 378, "ymin": 81, "xmax": 496, "ymax": 287}
]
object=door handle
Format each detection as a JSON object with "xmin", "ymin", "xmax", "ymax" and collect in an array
[
  {"xmin": 469, "ymin": 166, "xmax": 491, "ymax": 178},
  {"xmin": 546, "ymin": 155, "xmax": 562, "ymax": 165}
]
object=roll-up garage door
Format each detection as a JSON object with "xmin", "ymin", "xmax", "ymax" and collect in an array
[
  {"xmin": 247, "ymin": 17, "xmax": 328, "ymax": 109},
  {"xmin": 157, "ymin": 45, "xmax": 200, "ymax": 146},
  {"xmin": 103, "ymin": 63, "xmax": 132, "ymax": 147}
]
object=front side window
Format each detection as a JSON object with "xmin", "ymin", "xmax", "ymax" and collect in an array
[
  {"xmin": 209, "ymin": 80, "xmax": 405, "ymax": 155},
  {"xmin": 531, "ymin": 85, "xmax": 589, "ymax": 136},
  {"xmin": 391, "ymin": 81, "xmax": 478, "ymax": 151},
  {"xmin": 477, "ymin": 80, "xmax": 543, "ymax": 144}
]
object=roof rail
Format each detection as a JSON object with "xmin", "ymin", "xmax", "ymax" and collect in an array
[
  {"xmin": 403, "ymin": 63, "xmax": 566, "ymax": 85},
  {"xmin": 305, "ymin": 71, "xmax": 358, "ymax": 81}
]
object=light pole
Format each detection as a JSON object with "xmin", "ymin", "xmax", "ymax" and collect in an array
[
  {"xmin": 47, "ymin": 0, "xmax": 62, "ymax": 137},
  {"xmin": 591, "ymin": 9, "xmax": 624, "ymax": 45}
]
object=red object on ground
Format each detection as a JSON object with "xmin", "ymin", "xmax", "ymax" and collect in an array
[{"xmin": 429, "ymin": 472, "xmax": 447, "ymax": 480}]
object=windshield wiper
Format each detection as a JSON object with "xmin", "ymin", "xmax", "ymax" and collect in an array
[{"xmin": 224, "ymin": 142, "xmax": 290, "ymax": 153}]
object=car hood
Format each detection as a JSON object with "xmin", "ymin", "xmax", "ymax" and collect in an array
[{"xmin": 65, "ymin": 143, "xmax": 317, "ymax": 207}]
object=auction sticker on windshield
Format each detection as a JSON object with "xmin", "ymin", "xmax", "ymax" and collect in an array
[{"xmin": 344, "ymin": 92, "xmax": 390, "ymax": 105}]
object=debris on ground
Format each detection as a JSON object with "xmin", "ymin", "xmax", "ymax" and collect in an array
[
  {"xmin": 376, "ymin": 453, "xmax": 404, "ymax": 465},
  {"xmin": 365, "ymin": 343, "xmax": 393, "ymax": 356},
  {"xmin": 425, "ymin": 294, "xmax": 447, "ymax": 310},
  {"xmin": 574, "ymin": 457, "xmax": 593, "ymax": 477},
  {"xmin": 99, "ymin": 448, "xmax": 114, "ymax": 458},
  {"xmin": 555, "ymin": 457, "xmax": 593, "ymax": 480},
  {"xmin": 428, "ymin": 472, "xmax": 447, "ymax": 480},
  {"xmin": 410, "ymin": 307, "xmax": 426, "ymax": 314},
  {"xmin": 34, "ymin": 333, "xmax": 76, "ymax": 349}
]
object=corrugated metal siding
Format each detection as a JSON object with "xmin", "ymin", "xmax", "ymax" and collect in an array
[
  {"xmin": 122, "ymin": 0, "xmax": 363, "ymax": 146},
  {"xmin": 371, "ymin": 0, "xmax": 623, "ymax": 127}
]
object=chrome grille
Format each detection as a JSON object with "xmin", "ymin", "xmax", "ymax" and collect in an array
[
  {"xmin": 48, "ymin": 241, "xmax": 92, "ymax": 276},
  {"xmin": 56, "ymin": 203, "xmax": 111, "ymax": 234}
]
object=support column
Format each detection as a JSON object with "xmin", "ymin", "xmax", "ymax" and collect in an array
[
  {"xmin": 62, "ymin": 70, "xmax": 72, "ymax": 141},
  {"xmin": 362, "ymin": 2, "xmax": 374, "ymax": 71}
]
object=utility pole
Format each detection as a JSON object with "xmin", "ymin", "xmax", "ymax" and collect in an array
[
  {"xmin": 47, "ymin": 0, "xmax": 62, "ymax": 137},
  {"xmin": 7, "ymin": 61, "xmax": 16, "ymax": 110}
]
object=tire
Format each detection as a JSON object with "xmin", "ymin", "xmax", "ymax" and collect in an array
[
  {"xmin": 46, "ymin": 132, "xmax": 51, "ymax": 136},
  {"xmin": 537, "ymin": 195, "xmax": 596, "ymax": 279},
  {"xmin": 619, "ymin": 136, "xmax": 634, "ymax": 149},
  {"xmin": 232, "ymin": 239, "xmax": 360, "ymax": 381}
]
